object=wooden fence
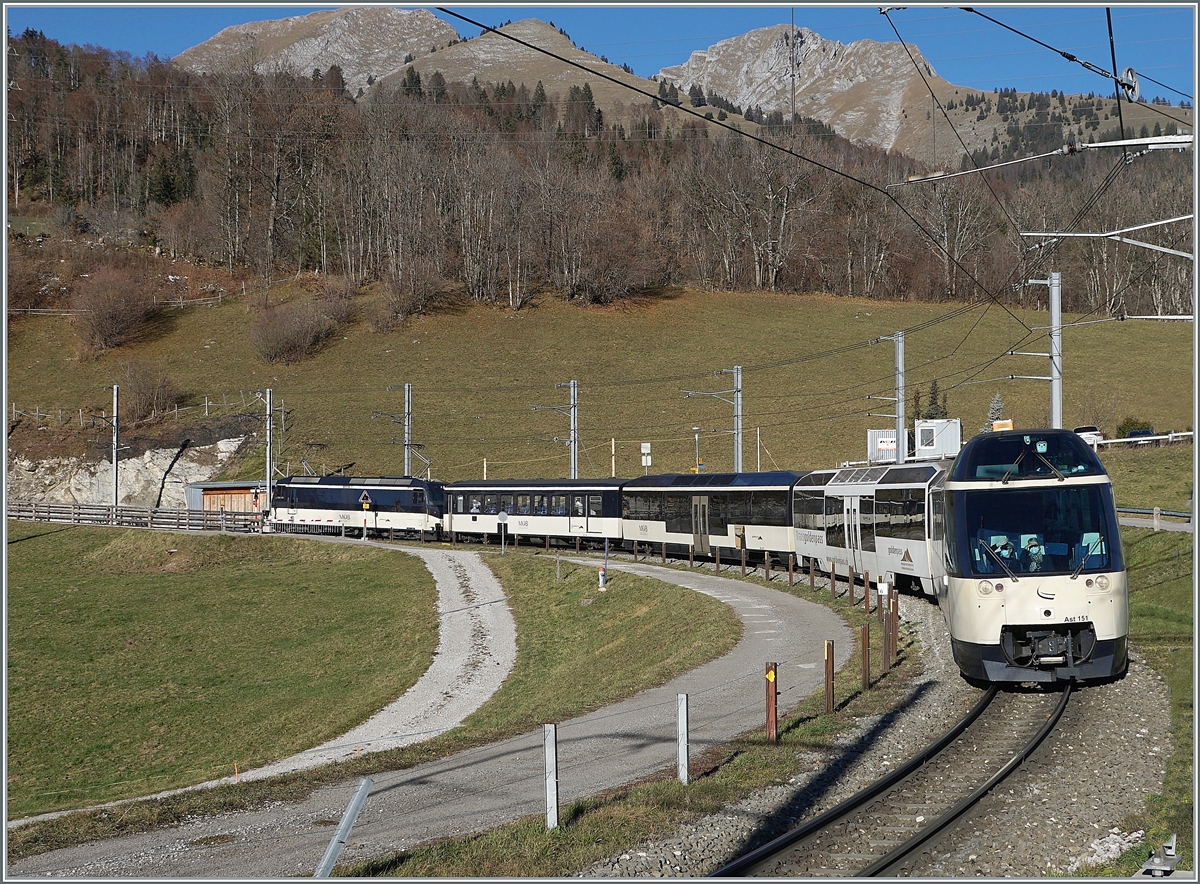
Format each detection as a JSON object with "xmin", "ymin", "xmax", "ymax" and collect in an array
[{"xmin": 6, "ymin": 500, "xmax": 260, "ymax": 533}]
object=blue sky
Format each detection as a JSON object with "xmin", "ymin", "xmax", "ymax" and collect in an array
[{"xmin": 4, "ymin": 4, "xmax": 1195, "ymax": 103}]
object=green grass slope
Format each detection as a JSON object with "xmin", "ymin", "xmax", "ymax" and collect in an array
[{"xmin": 6, "ymin": 285, "xmax": 1192, "ymax": 481}]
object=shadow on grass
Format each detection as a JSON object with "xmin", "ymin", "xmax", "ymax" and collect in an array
[{"xmin": 6, "ymin": 525, "xmax": 77, "ymax": 546}]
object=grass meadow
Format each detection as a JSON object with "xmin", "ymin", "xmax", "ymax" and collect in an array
[{"xmin": 6, "ymin": 284, "xmax": 1192, "ymax": 480}]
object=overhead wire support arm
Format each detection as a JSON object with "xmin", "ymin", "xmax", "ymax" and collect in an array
[
  {"xmin": 681, "ymin": 366, "xmax": 742, "ymax": 471},
  {"xmin": 532, "ymin": 380, "xmax": 579, "ymax": 479},
  {"xmin": 1021, "ymin": 215, "xmax": 1195, "ymax": 261}
]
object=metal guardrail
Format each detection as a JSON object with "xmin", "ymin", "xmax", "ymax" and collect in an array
[
  {"xmin": 6, "ymin": 501, "xmax": 260, "ymax": 532},
  {"xmin": 1095, "ymin": 431, "xmax": 1193, "ymax": 448},
  {"xmin": 1117, "ymin": 507, "xmax": 1192, "ymax": 520}
]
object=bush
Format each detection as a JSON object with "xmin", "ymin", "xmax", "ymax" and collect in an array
[
  {"xmin": 72, "ymin": 266, "xmax": 154, "ymax": 351},
  {"xmin": 250, "ymin": 303, "xmax": 336, "ymax": 364},
  {"xmin": 116, "ymin": 360, "xmax": 179, "ymax": 423},
  {"xmin": 315, "ymin": 275, "xmax": 357, "ymax": 325},
  {"xmin": 1116, "ymin": 417, "xmax": 1155, "ymax": 439}
]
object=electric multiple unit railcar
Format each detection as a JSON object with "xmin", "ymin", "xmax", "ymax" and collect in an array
[
  {"xmin": 445, "ymin": 479, "xmax": 625, "ymax": 545},
  {"xmin": 268, "ymin": 475, "xmax": 446, "ymax": 538},
  {"xmin": 933, "ymin": 429, "xmax": 1128, "ymax": 684},
  {"xmin": 621, "ymin": 471, "xmax": 801, "ymax": 560},
  {"xmin": 792, "ymin": 462, "xmax": 953, "ymax": 597}
]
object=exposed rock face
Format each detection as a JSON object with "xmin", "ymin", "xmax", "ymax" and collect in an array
[
  {"xmin": 658, "ymin": 25, "xmax": 955, "ymax": 158},
  {"xmin": 172, "ymin": 7, "xmax": 459, "ymax": 97},
  {"xmin": 7, "ymin": 438, "xmax": 247, "ymax": 509}
]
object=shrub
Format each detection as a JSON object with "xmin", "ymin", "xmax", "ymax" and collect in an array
[
  {"xmin": 315, "ymin": 275, "xmax": 357, "ymax": 325},
  {"xmin": 1116, "ymin": 417, "xmax": 1154, "ymax": 439},
  {"xmin": 250, "ymin": 303, "xmax": 335, "ymax": 364},
  {"xmin": 72, "ymin": 266, "xmax": 154, "ymax": 351},
  {"xmin": 116, "ymin": 360, "xmax": 179, "ymax": 424}
]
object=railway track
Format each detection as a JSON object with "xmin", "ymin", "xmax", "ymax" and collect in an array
[{"xmin": 711, "ymin": 684, "xmax": 1072, "ymax": 877}]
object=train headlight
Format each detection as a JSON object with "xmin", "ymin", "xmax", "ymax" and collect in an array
[
  {"xmin": 977, "ymin": 580, "xmax": 994, "ymax": 595},
  {"xmin": 1094, "ymin": 574, "xmax": 1110, "ymax": 591}
]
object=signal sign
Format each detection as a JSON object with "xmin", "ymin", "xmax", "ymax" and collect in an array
[{"xmin": 359, "ymin": 491, "xmax": 371, "ymax": 506}]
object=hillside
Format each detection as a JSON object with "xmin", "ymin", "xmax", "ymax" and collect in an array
[{"xmin": 7, "ymin": 265, "xmax": 1193, "ymax": 486}]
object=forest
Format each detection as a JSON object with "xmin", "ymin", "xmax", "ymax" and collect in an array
[{"xmin": 7, "ymin": 28, "xmax": 1194, "ymax": 327}]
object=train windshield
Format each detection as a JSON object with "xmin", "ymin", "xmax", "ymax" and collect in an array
[{"xmin": 950, "ymin": 483, "xmax": 1123, "ymax": 577}]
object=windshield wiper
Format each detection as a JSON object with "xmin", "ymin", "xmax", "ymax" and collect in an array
[
  {"xmin": 1032, "ymin": 450, "xmax": 1066, "ymax": 481},
  {"xmin": 978, "ymin": 538, "xmax": 1020, "ymax": 582},
  {"xmin": 1071, "ymin": 535, "xmax": 1105, "ymax": 579},
  {"xmin": 1000, "ymin": 450, "xmax": 1026, "ymax": 484}
]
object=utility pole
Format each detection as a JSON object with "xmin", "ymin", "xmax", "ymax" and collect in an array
[
  {"xmin": 866, "ymin": 333, "xmax": 906, "ymax": 463},
  {"xmin": 373, "ymin": 386, "xmax": 432, "ymax": 480},
  {"xmin": 112, "ymin": 384, "xmax": 119, "ymax": 508},
  {"xmin": 405, "ymin": 383, "xmax": 413, "ymax": 476},
  {"xmin": 1011, "ymin": 272, "xmax": 1063, "ymax": 428},
  {"xmin": 265, "ymin": 388, "xmax": 274, "ymax": 503},
  {"xmin": 682, "ymin": 365, "xmax": 743, "ymax": 472},
  {"xmin": 895, "ymin": 333, "xmax": 906, "ymax": 462},
  {"xmin": 532, "ymin": 380, "xmax": 578, "ymax": 479}
]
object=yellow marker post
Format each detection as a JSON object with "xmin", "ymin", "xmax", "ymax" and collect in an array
[{"xmin": 765, "ymin": 662, "xmax": 778, "ymax": 743}]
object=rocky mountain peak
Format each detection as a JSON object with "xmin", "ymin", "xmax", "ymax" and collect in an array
[
  {"xmin": 658, "ymin": 24, "xmax": 949, "ymax": 157},
  {"xmin": 172, "ymin": 7, "xmax": 460, "ymax": 97}
]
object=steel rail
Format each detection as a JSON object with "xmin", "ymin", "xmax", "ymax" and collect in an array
[
  {"xmin": 709, "ymin": 685, "xmax": 999, "ymax": 877},
  {"xmin": 861, "ymin": 684, "xmax": 1073, "ymax": 876}
]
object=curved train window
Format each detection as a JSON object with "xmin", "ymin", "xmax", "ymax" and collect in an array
[
  {"xmin": 500, "ymin": 494, "xmax": 514, "ymax": 513},
  {"xmin": 534, "ymin": 494, "xmax": 549, "ymax": 515},
  {"xmin": 551, "ymin": 495, "xmax": 568, "ymax": 516},
  {"xmin": 587, "ymin": 495, "xmax": 603, "ymax": 518},
  {"xmin": 953, "ymin": 431, "xmax": 1104, "ymax": 481},
  {"xmin": 798, "ymin": 471, "xmax": 835, "ymax": 486},
  {"xmin": 875, "ymin": 487, "xmax": 926, "ymax": 541},
  {"xmin": 413, "ymin": 489, "xmax": 426, "ymax": 508},
  {"xmin": 792, "ymin": 488, "xmax": 825, "ymax": 531},
  {"xmin": 880, "ymin": 465, "xmax": 937, "ymax": 484},
  {"xmin": 468, "ymin": 494, "xmax": 483, "ymax": 513},
  {"xmin": 516, "ymin": 494, "xmax": 531, "ymax": 515},
  {"xmin": 625, "ymin": 491, "xmax": 664, "ymax": 521}
]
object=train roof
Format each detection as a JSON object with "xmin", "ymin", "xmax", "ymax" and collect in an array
[
  {"xmin": 949, "ymin": 428, "xmax": 1107, "ymax": 482},
  {"xmin": 276, "ymin": 475, "xmax": 441, "ymax": 487},
  {"xmin": 623, "ymin": 470, "xmax": 803, "ymax": 490},
  {"xmin": 445, "ymin": 478, "xmax": 627, "ymax": 490}
]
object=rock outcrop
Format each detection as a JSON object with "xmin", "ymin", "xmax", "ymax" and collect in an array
[{"xmin": 7, "ymin": 438, "xmax": 248, "ymax": 509}]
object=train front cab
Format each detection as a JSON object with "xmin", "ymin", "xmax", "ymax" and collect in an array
[{"xmin": 938, "ymin": 429, "xmax": 1128, "ymax": 684}]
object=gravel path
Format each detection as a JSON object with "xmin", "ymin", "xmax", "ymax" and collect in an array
[
  {"xmin": 241, "ymin": 545, "xmax": 517, "ymax": 779},
  {"xmin": 578, "ymin": 585, "xmax": 1173, "ymax": 878}
]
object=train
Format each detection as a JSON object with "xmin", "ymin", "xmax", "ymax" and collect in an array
[
  {"xmin": 932, "ymin": 428, "xmax": 1128, "ymax": 685},
  {"xmin": 265, "ymin": 427, "xmax": 1128, "ymax": 685}
]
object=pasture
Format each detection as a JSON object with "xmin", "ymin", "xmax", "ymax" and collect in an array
[{"xmin": 6, "ymin": 285, "xmax": 1192, "ymax": 481}]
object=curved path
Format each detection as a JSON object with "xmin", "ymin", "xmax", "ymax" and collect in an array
[
  {"xmin": 10, "ymin": 557, "xmax": 851, "ymax": 879},
  {"xmin": 244, "ymin": 546, "xmax": 517, "ymax": 780}
]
